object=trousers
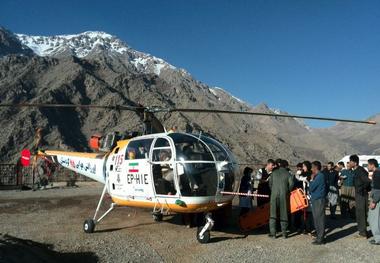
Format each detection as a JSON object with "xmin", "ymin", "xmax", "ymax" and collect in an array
[
  {"xmin": 355, "ymin": 193, "xmax": 368, "ymax": 236},
  {"xmin": 269, "ymin": 195, "xmax": 288, "ymax": 235},
  {"xmin": 311, "ymin": 198, "xmax": 326, "ymax": 242},
  {"xmin": 368, "ymin": 202, "xmax": 380, "ymax": 243}
]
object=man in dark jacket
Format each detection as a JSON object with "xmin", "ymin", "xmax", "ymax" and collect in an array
[
  {"xmin": 256, "ymin": 159, "xmax": 275, "ymax": 207},
  {"xmin": 309, "ymin": 161, "xmax": 326, "ymax": 245},
  {"xmin": 326, "ymin": 162, "xmax": 339, "ymax": 219},
  {"xmin": 367, "ymin": 159, "xmax": 380, "ymax": 245},
  {"xmin": 268, "ymin": 160, "xmax": 294, "ymax": 239},
  {"xmin": 350, "ymin": 155, "xmax": 371, "ymax": 238}
]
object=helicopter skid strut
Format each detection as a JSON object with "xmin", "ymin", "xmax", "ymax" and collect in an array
[
  {"xmin": 197, "ymin": 213, "xmax": 214, "ymax": 244},
  {"xmin": 83, "ymin": 179, "xmax": 116, "ymax": 233}
]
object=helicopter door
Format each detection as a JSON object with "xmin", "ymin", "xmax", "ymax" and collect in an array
[
  {"xmin": 150, "ymin": 137, "xmax": 178, "ymax": 196},
  {"xmin": 124, "ymin": 138, "xmax": 155, "ymax": 200}
]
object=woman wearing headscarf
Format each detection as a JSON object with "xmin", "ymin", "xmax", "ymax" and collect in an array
[{"xmin": 239, "ymin": 167, "xmax": 254, "ymax": 216}]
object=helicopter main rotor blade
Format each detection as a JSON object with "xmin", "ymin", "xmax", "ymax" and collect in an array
[
  {"xmin": 164, "ymin": 108, "xmax": 376, "ymax": 125},
  {"xmin": 0, "ymin": 103, "xmax": 375, "ymax": 125},
  {"xmin": 0, "ymin": 103, "xmax": 145, "ymax": 112}
]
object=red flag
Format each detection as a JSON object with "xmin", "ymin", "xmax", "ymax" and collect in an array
[{"xmin": 21, "ymin": 149, "xmax": 31, "ymax": 167}]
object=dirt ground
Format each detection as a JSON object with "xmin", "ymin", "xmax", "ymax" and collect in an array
[{"xmin": 0, "ymin": 182, "xmax": 379, "ymax": 263}]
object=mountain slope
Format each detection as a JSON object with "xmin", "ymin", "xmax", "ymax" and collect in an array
[
  {"xmin": 0, "ymin": 27, "xmax": 377, "ymax": 164},
  {"xmin": 318, "ymin": 114, "xmax": 380, "ymax": 155},
  {"xmin": 0, "ymin": 27, "xmax": 33, "ymax": 57},
  {"xmin": 16, "ymin": 31, "xmax": 182, "ymax": 78}
]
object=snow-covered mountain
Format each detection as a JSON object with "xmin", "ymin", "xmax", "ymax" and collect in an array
[
  {"xmin": 2, "ymin": 26, "xmax": 374, "ymax": 164},
  {"xmin": 16, "ymin": 31, "xmax": 127, "ymax": 57},
  {"xmin": 209, "ymin": 87, "xmax": 251, "ymax": 107},
  {"xmin": 16, "ymin": 31, "xmax": 178, "ymax": 76}
]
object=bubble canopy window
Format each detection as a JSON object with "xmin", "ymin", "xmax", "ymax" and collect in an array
[
  {"xmin": 168, "ymin": 133, "xmax": 232, "ymax": 163},
  {"xmin": 168, "ymin": 133, "xmax": 233, "ymax": 197}
]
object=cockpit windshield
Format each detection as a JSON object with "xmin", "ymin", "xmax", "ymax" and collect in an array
[
  {"xmin": 168, "ymin": 133, "xmax": 217, "ymax": 197},
  {"xmin": 200, "ymin": 135, "xmax": 237, "ymax": 191},
  {"xmin": 200, "ymin": 136, "xmax": 230, "ymax": 162},
  {"xmin": 168, "ymin": 133, "xmax": 213, "ymax": 161}
]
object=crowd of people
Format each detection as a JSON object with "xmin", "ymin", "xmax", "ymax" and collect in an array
[{"xmin": 238, "ymin": 155, "xmax": 380, "ymax": 246}]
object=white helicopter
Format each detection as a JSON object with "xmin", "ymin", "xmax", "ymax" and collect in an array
[{"xmin": 0, "ymin": 103, "xmax": 376, "ymax": 243}]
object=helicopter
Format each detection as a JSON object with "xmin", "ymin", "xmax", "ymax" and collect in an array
[{"xmin": 0, "ymin": 102, "xmax": 376, "ymax": 243}]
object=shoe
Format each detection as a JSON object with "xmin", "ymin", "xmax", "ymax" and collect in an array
[
  {"xmin": 369, "ymin": 240, "xmax": 380, "ymax": 245},
  {"xmin": 268, "ymin": 234, "xmax": 276, "ymax": 239},
  {"xmin": 312, "ymin": 240, "xmax": 325, "ymax": 245}
]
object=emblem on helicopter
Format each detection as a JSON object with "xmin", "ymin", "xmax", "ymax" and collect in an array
[{"xmin": 128, "ymin": 162, "xmax": 139, "ymax": 173}]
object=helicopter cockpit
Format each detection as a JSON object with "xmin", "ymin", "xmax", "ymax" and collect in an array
[
  {"xmin": 168, "ymin": 133, "xmax": 237, "ymax": 197},
  {"xmin": 121, "ymin": 132, "xmax": 237, "ymax": 199}
]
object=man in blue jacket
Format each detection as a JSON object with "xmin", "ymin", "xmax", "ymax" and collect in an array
[
  {"xmin": 309, "ymin": 161, "xmax": 326, "ymax": 245},
  {"xmin": 339, "ymin": 162, "xmax": 355, "ymax": 218}
]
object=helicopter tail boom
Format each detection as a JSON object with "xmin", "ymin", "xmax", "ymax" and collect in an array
[{"xmin": 42, "ymin": 150, "xmax": 107, "ymax": 184}]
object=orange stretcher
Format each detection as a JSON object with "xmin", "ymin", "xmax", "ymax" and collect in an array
[
  {"xmin": 290, "ymin": 188, "xmax": 309, "ymax": 213},
  {"xmin": 239, "ymin": 203, "xmax": 270, "ymax": 231},
  {"xmin": 238, "ymin": 189, "xmax": 308, "ymax": 232}
]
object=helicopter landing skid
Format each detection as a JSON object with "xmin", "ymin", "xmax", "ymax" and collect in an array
[
  {"xmin": 83, "ymin": 179, "xmax": 117, "ymax": 233},
  {"xmin": 197, "ymin": 213, "xmax": 214, "ymax": 244}
]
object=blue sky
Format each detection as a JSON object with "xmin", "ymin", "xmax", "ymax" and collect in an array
[{"xmin": 1, "ymin": 0, "xmax": 379, "ymax": 127}]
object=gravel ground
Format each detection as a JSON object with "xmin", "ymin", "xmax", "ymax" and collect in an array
[{"xmin": 0, "ymin": 182, "xmax": 379, "ymax": 263}]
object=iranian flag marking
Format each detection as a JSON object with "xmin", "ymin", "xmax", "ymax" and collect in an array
[{"xmin": 129, "ymin": 162, "xmax": 139, "ymax": 173}]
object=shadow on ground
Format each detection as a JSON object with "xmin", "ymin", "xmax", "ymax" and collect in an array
[
  {"xmin": 163, "ymin": 205, "xmax": 249, "ymax": 242},
  {"xmin": 95, "ymin": 221, "xmax": 157, "ymax": 233},
  {"xmin": 0, "ymin": 234, "xmax": 98, "ymax": 263},
  {"xmin": 324, "ymin": 216, "xmax": 358, "ymax": 242}
]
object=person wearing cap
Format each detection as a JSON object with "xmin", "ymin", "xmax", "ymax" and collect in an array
[
  {"xmin": 367, "ymin": 159, "xmax": 380, "ymax": 245},
  {"xmin": 268, "ymin": 160, "xmax": 294, "ymax": 239},
  {"xmin": 350, "ymin": 154, "xmax": 372, "ymax": 238}
]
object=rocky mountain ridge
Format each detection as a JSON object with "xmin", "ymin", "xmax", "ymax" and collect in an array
[{"xmin": 0, "ymin": 26, "xmax": 378, "ymax": 164}]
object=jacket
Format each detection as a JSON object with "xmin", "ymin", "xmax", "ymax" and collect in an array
[
  {"xmin": 371, "ymin": 169, "xmax": 380, "ymax": 203},
  {"xmin": 268, "ymin": 167, "xmax": 293, "ymax": 198},
  {"xmin": 326, "ymin": 170, "xmax": 339, "ymax": 188},
  {"xmin": 341, "ymin": 169, "xmax": 354, "ymax": 187},
  {"xmin": 309, "ymin": 172, "xmax": 326, "ymax": 201},
  {"xmin": 353, "ymin": 166, "xmax": 371, "ymax": 196},
  {"xmin": 239, "ymin": 173, "xmax": 252, "ymax": 193}
]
